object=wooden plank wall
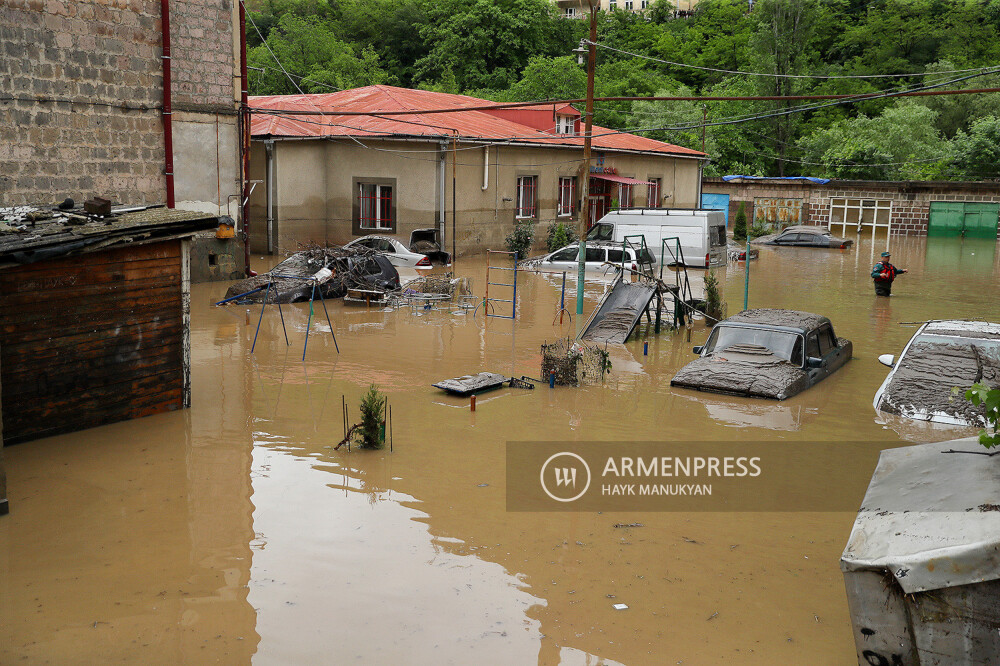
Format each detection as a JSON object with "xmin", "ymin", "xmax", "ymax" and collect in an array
[{"xmin": 0, "ymin": 240, "xmax": 186, "ymax": 444}]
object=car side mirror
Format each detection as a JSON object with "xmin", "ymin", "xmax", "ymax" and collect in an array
[
  {"xmin": 806, "ymin": 356, "xmax": 823, "ymax": 368},
  {"xmin": 877, "ymin": 354, "xmax": 895, "ymax": 368},
  {"xmin": 693, "ymin": 346, "xmax": 703, "ymax": 355}
]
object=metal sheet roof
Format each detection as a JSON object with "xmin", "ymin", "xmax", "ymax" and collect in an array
[
  {"xmin": 841, "ymin": 437, "xmax": 1000, "ymax": 594},
  {"xmin": 591, "ymin": 174, "xmax": 654, "ymax": 186},
  {"xmin": 250, "ymin": 85, "xmax": 707, "ymax": 158}
]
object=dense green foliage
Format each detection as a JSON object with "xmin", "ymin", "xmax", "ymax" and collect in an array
[
  {"xmin": 963, "ymin": 382, "xmax": 1000, "ymax": 449},
  {"xmin": 247, "ymin": 0, "xmax": 1000, "ymax": 180},
  {"xmin": 732, "ymin": 201, "xmax": 748, "ymax": 241},
  {"xmin": 505, "ymin": 219, "xmax": 535, "ymax": 258},
  {"xmin": 546, "ymin": 220, "xmax": 574, "ymax": 252},
  {"xmin": 358, "ymin": 384, "xmax": 387, "ymax": 449}
]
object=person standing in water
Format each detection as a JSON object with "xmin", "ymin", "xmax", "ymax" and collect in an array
[{"xmin": 871, "ymin": 251, "xmax": 907, "ymax": 296}]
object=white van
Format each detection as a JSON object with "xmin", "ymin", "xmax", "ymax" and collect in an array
[{"xmin": 586, "ymin": 209, "xmax": 727, "ymax": 268}]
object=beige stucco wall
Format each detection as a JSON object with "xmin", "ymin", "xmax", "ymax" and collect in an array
[{"xmin": 253, "ymin": 137, "xmax": 704, "ymax": 257}]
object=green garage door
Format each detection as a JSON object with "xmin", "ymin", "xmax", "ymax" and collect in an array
[{"xmin": 928, "ymin": 201, "xmax": 999, "ymax": 239}]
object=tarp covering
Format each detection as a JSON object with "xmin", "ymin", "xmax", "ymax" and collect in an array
[
  {"xmin": 841, "ymin": 437, "xmax": 1000, "ymax": 594},
  {"xmin": 721, "ymin": 175, "xmax": 830, "ymax": 184}
]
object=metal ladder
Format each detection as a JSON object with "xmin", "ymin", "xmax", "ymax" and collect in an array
[
  {"xmin": 659, "ymin": 237, "xmax": 695, "ymax": 328},
  {"xmin": 621, "ymin": 234, "xmax": 654, "ymax": 277},
  {"xmin": 484, "ymin": 249, "xmax": 518, "ymax": 319}
]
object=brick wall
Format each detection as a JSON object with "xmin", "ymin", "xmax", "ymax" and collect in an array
[
  {"xmin": 0, "ymin": 0, "xmax": 237, "ymax": 207},
  {"xmin": 704, "ymin": 178, "xmax": 1000, "ymax": 238}
]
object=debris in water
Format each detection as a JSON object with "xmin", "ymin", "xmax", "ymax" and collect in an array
[
  {"xmin": 681, "ymin": 536, "xmax": 700, "ymax": 544},
  {"xmin": 707, "ymin": 611, "xmax": 718, "ymax": 621},
  {"xmin": 476, "ymin": 483, "xmax": 489, "ymax": 488},
  {"xmin": 613, "ymin": 522, "xmax": 643, "ymax": 529},
  {"xmin": 612, "ymin": 603, "xmax": 629, "ymax": 610}
]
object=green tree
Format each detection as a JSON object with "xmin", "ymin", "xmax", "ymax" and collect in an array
[
  {"xmin": 963, "ymin": 383, "xmax": 1000, "ymax": 450},
  {"xmin": 951, "ymin": 116, "xmax": 1000, "ymax": 181},
  {"xmin": 797, "ymin": 102, "xmax": 951, "ymax": 180},
  {"xmin": 732, "ymin": 201, "xmax": 748, "ymax": 241},
  {"xmin": 247, "ymin": 14, "xmax": 391, "ymax": 94}
]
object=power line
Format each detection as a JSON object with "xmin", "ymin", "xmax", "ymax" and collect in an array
[{"xmin": 585, "ymin": 40, "xmax": 992, "ymax": 80}]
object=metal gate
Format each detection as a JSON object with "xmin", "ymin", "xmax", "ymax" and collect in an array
[
  {"xmin": 701, "ymin": 193, "xmax": 730, "ymax": 226},
  {"xmin": 928, "ymin": 201, "xmax": 999, "ymax": 239}
]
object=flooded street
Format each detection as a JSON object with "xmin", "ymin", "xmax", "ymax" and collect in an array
[{"xmin": 3, "ymin": 235, "xmax": 999, "ymax": 664}]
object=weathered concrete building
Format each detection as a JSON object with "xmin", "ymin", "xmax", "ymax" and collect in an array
[
  {"xmin": 702, "ymin": 176, "xmax": 1000, "ymax": 239},
  {"xmin": 249, "ymin": 86, "xmax": 708, "ymax": 257},
  {"xmin": 0, "ymin": 0, "xmax": 246, "ymax": 281}
]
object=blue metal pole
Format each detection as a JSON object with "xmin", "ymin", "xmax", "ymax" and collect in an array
[
  {"xmin": 317, "ymin": 282, "xmax": 340, "ymax": 353},
  {"xmin": 251, "ymin": 281, "xmax": 271, "ymax": 354},
  {"xmin": 743, "ymin": 237, "xmax": 750, "ymax": 311},
  {"xmin": 303, "ymin": 281, "xmax": 316, "ymax": 361}
]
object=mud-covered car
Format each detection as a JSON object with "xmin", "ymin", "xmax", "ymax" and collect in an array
[
  {"xmin": 670, "ymin": 309, "xmax": 853, "ymax": 400},
  {"xmin": 873, "ymin": 320, "xmax": 1000, "ymax": 426},
  {"xmin": 754, "ymin": 225, "xmax": 853, "ymax": 248}
]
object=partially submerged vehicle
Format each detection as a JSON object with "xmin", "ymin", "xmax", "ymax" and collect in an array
[
  {"xmin": 343, "ymin": 235, "xmax": 434, "ymax": 269},
  {"xmin": 524, "ymin": 241, "xmax": 656, "ymax": 276},
  {"xmin": 873, "ymin": 320, "xmax": 1000, "ymax": 426},
  {"xmin": 753, "ymin": 225, "xmax": 853, "ymax": 249},
  {"xmin": 670, "ymin": 309, "xmax": 852, "ymax": 400},
  {"xmin": 408, "ymin": 228, "xmax": 451, "ymax": 265}
]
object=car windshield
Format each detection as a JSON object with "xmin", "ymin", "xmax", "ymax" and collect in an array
[
  {"xmin": 704, "ymin": 326, "xmax": 803, "ymax": 364},
  {"xmin": 587, "ymin": 223, "xmax": 614, "ymax": 241},
  {"xmin": 913, "ymin": 334, "xmax": 1000, "ymax": 353}
]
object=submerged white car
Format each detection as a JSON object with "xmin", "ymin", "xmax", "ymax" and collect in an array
[
  {"xmin": 343, "ymin": 235, "xmax": 433, "ymax": 269},
  {"xmin": 525, "ymin": 241, "xmax": 657, "ymax": 275},
  {"xmin": 873, "ymin": 320, "xmax": 1000, "ymax": 426}
]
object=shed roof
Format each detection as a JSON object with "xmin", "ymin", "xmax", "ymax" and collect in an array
[
  {"xmin": 841, "ymin": 437, "xmax": 1000, "ymax": 594},
  {"xmin": 250, "ymin": 85, "xmax": 707, "ymax": 159},
  {"xmin": 0, "ymin": 205, "xmax": 224, "ymax": 268}
]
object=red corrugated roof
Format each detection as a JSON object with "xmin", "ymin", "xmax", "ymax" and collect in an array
[{"xmin": 250, "ymin": 85, "xmax": 706, "ymax": 158}]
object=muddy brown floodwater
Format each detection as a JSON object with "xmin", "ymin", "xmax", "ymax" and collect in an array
[{"xmin": 2, "ymin": 235, "xmax": 999, "ymax": 664}]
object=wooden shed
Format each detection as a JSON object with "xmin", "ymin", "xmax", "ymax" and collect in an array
[{"xmin": 0, "ymin": 206, "xmax": 221, "ymax": 446}]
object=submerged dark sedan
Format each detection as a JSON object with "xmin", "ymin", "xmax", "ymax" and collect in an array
[
  {"xmin": 670, "ymin": 309, "xmax": 852, "ymax": 400},
  {"xmin": 755, "ymin": 225, "xmax": 853, "ymax": 248}
]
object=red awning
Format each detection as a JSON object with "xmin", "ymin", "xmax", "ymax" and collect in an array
[{"xmin": 590, "ymin": 174, "xmax": 654, "ymax": 186}]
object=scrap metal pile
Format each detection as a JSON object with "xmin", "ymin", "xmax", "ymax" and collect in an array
[
  {"xmin": 224, "ymin": 244, "xmax": 397, "ymax": 304},
  {"xmin": 541, "ymin": 338, "xmax": 612, "ymax": 386}
]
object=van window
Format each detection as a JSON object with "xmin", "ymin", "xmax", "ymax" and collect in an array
[
  {"xmin": 587, "ymin": 223, "xmax": 614, "ymax": 241},
  {"xmin": 710, "ymin": 226, "xmax": 726, "ymax": 247},
  {"xmin": 585, "ymin": 247, "xmax": 605, "ymax": 263},
  {"xmin": 607, "ymin": 249, "xmax": 624, "ymax": 263}
]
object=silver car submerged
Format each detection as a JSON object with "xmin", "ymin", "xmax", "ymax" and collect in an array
[{"xmin": 873, "ymin": 320, "xmax": 1000, "ymax": 426}]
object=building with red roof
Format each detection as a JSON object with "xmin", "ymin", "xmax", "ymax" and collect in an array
[{"xmin": 248, "ymin": 85, "xmax": 708, "ymax": 256}]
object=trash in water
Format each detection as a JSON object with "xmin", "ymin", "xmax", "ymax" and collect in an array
[{"xmin": 613, "ymin": 603, "xmax": 629, "ymax": 610}]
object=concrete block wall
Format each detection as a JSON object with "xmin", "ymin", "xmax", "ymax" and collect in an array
[
  {"xmin": 705, "ymin": 178, "xmax": 1000, "ymax": 238},
  {"xmin": 0, "ymin": 0, "xmax": 238, "ymax": 208}
]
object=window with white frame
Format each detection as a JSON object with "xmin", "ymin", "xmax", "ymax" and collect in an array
[
  {"xmin": 555, "ymin": 115, "xmax": 575, "ymax": 135},
  {"xmin": 619, "ymin": 183, "xmax": 633, "ymax": 209},
  {"xmin": 641, "ymin": 0, "xmax": 649, "ymax": 8},
  {"xmin": 625, "ymin": 0, "xmax": 633, "ymax": 10},
  {"xmin": 646, "ymin": 178, "xmax": 661, "ymax": 208},
  {"xmin": 609, "ymin": 0, "xmax": 616, "ymax": 8},
  {"xmin": 558, "ymin": 177, "xmax": 576, "ymax": 217},
  {"xmin": 354, "ymin": 178, "xmax": 395, "ymax": 234},
  {"xmin": 828, "ymin": 198, "xmax": 892, "ymax": 235},
  {"xmin": 516, "ymin": 175, "xmax": 538, "ymax": 219},
  {"xmin": 563, "ymin": 6, "xmax": 577, "ymax": 18}
]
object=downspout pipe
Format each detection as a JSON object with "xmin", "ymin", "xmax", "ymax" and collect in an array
[
  {"xmin": 239, "ymin": 0, "xmax": 252, "ymax": 276},
  {"xmin": 160, "ymin": 0, "xmax": 174, "ymax": 208},
  {"xmin": 482, "ymin": 145, "xmax": 489, "ymax": 191}
]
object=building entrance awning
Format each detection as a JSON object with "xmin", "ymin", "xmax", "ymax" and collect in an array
[{"xmin": 590, "ymin": 174, "xmax": 654, "ymax": 186}]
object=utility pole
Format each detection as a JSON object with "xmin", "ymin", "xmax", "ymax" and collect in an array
[{"xmin": 575, "ymin": 0, "xmax": 597, "ymax": 316}]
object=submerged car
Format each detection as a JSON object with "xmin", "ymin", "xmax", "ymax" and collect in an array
[
  {"xmin": 873, "ymin": 320, "xmax": 1000, "ymax": 426},
  {"xmin": 755, "ymin": 225, "xmax": 853, "ymax": 249},
  {"xmin": 343, "ymin": 235, "xmax": 434, "ymax": 269},
  {"xmin": 526, "ymin": 241, "xmax": 657, "ymax": 275},
  {"xmin": 670, "ymin": 309, "xmax": 852, "ymax": 400}
]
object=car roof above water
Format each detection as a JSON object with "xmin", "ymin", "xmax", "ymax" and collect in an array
[
  {"xmin": 921, "ymin": 320, "xmax": 1000, "ymax": 340},
  {"xmin": 717, "ymin": 308, "xmax": 832, "ymax": 334},
  {"xmin": 778, "ymin": 225, "xmax": 831, "ymax": 235}
]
